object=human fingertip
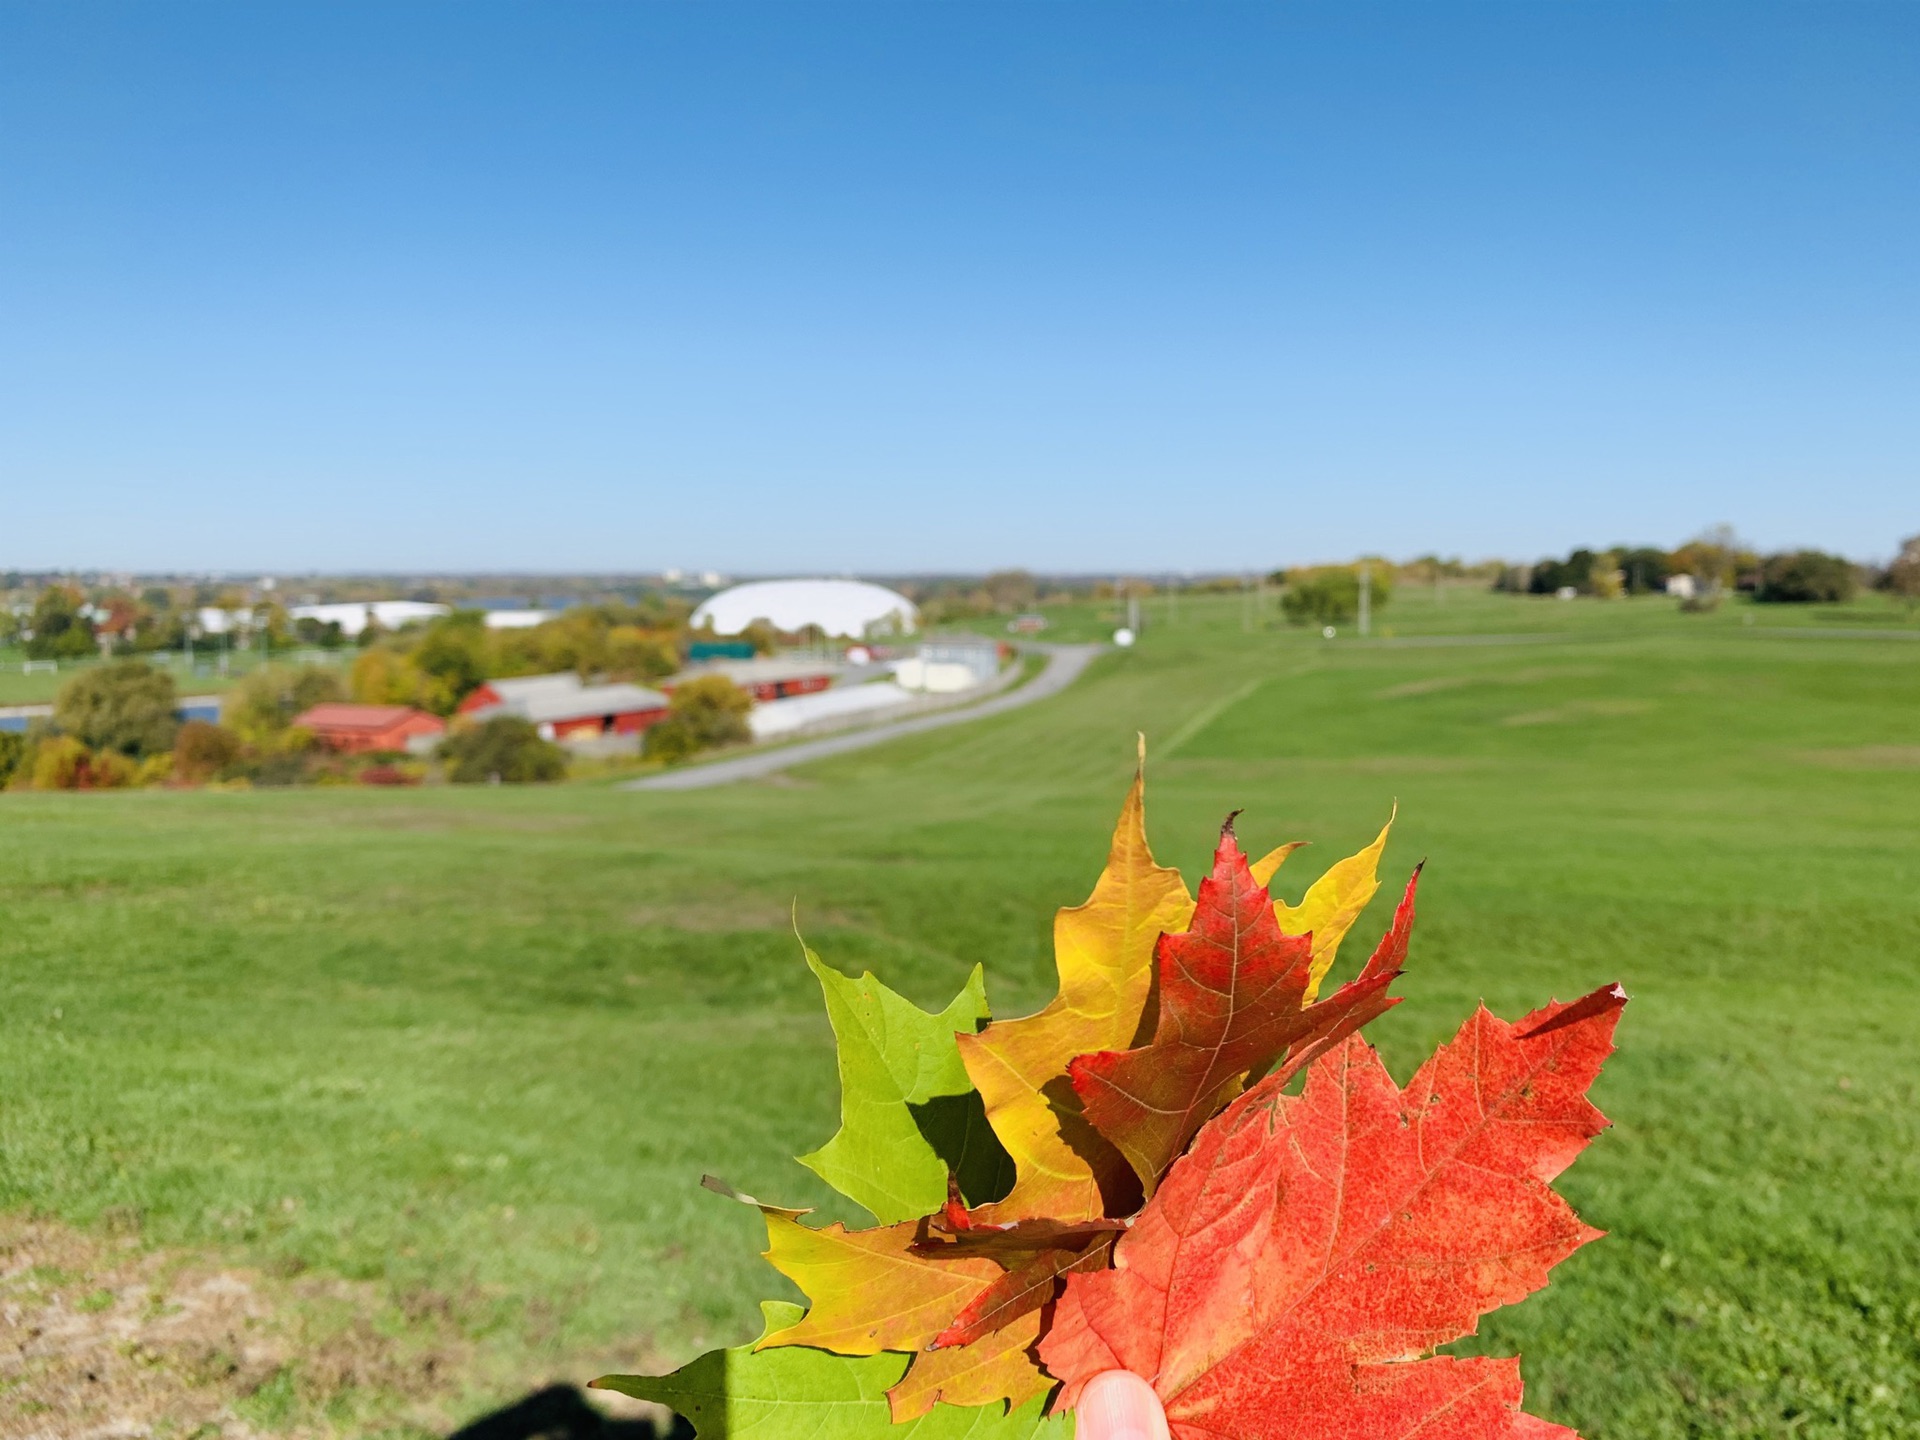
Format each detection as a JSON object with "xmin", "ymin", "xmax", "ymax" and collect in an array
[{"xmin": 1075, "ymin": 1369, "xmax": 1169, "ymax": 1440}]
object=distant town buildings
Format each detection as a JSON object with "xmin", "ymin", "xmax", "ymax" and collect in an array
[{"xmin": 283, "ymin": 601, "xmax": 451, "ymax": 637}]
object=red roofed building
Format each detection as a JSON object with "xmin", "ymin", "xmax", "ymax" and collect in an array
[
  {"xmin": 458, "ymin": 672, "xmax": 669, "ymax": 740},
  {"xmin": 661, "ymin": 657, "xmax": 842, "ymax": 702},
  {"xmin": 294, "ymin": 703, "xmax": 446, "ymax": 755}
]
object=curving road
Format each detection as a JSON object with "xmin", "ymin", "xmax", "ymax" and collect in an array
[{"xmin": 621, "ymin": 643, "xmax": 1102, "ymax": 791}]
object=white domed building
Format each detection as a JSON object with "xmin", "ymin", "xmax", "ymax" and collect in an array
[{"xmin": 691, "ymin": 578, "xmax": 918, "ymax": 639}]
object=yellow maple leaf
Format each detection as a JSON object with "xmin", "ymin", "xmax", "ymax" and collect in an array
[
  {"xmin": 755, "ymin": 1212, "xmax": 999, "ymax": 1355},
  {"xmin": 957, "ymin": 743, "xmax": 1193, "ymax": 1222},
  {"xmin": 1252, "ymin": 808, "xmax": 1394, "ymax": 1001}
]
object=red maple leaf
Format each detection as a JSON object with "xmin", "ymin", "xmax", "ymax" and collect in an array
[
  {"xmin": 1041, "ymin": 984, "xmax": 1626, "ymax": 1440},
  {"xmin": 1069, "ymin": 819, "xmax": 1420, "ymax": 1195}
]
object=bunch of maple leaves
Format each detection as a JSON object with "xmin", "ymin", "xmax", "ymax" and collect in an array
[{"xmin": 598, "ymin": 759, "xmax": 1626, "ymax": 1440}]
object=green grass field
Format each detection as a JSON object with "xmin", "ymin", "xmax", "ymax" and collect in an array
[
  {"xmin": 3, "ymin": 589, "xmax": 1917, "ymax": 1437},
  {"xmin": 0, "ymin": 643, "xmax": 350, "ymax": 706}
]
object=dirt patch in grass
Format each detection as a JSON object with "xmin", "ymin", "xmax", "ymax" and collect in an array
[
  {"xmin": 0, "ymin": 1214, "xmax": 664, "ymax": 1439},
  {"xmin": 0, "ymin": 1211, "xmax": 455, "ymax": 1438}
]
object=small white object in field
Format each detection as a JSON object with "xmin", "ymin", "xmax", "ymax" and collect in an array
[
  {"xmin": 1113, "ymin": 628, "xmax": 1136, "ymax": 647},
  {"xmin": 845, "ymin": 645, "xmax": 872, "ymax": 665},
  {"xmin": 1322, "ymin": 625, "xmax": 1336, "ymax": 639}
]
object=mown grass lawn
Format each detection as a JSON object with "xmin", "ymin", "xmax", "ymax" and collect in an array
[{"xmin": 2, "ymin": 589, "xmax": 1917, "ymax": 1437}]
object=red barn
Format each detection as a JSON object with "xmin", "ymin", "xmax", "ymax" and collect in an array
[
  {"xmin": 662, "ymin": 657, "xmax": 842, "ymax": 703},
  {"xmin": 294, "ymin": 703, "xmax": 446, "ymax": 755},
  {"xmin": 459, "ymin": 672, "xmax": 669, "ymax": 740}
]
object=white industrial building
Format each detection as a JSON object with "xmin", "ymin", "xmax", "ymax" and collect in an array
[
  {"xmin": 894, "ymin": 638, "xmax": 1004, "ymax": 694},
  {"xmin": 285, "ymin": 601, "xmax": 451, "ymax": 637},
  {"xmin": 691, "ymin": 579, "xmax": 918, "ymax": 640}
]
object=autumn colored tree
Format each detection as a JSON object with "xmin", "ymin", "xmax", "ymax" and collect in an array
[
  {"xmin": 351, "ymin": 646, "xmax": 430, "ymax": 708},
  {"xmin": 172, "ymin": 720, "xmax": 242, "ymax": 783},
  {"xmin": 22, "ymin": 735, "xmax": 136, "ymax": 790},
  {"xmin": 0, "ymin": 732, "xmax": 26, "ymax": 788},
  {"xmin": 605, "ymin": 625, "xmax": 680, "ymax": 681}
]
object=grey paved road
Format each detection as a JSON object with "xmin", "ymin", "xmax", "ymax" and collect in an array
[{"xmin": 621, "ymin": 643, "xmax": 1103, "ymax": 791}]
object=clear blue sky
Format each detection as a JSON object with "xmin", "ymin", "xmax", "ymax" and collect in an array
[{"xmin": 2, "ymin": 3, "xmax": 1915, "ymax": 574}]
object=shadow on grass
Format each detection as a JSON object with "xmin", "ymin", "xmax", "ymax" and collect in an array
[{"xmin": 448, "ymin": 1384, "xmax": 693, "ymax": 1440}]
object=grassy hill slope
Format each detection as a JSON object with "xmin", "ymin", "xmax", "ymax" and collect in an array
[{"xmin": 2, "ymin": 589, "xmax": 1916, "ymax": 1437}]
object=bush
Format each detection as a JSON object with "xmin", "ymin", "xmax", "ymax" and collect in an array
[
  {"xmin": 441, "ymin": 716, "xmax": 568, "ymax": 784},
  {"xmin": 640, "ymin": 715, "xmax": 701, "ymax": 763},
  {"xmin": 54, "ymin": 661, "xmax": 179, "ymax": 757},
  {"xmin": 173, "ymin": 720, "xmax": 242, "ymax": 783},
  {"xmin": 133, "ymin": 753, "xmax": 174, "ymax": 787},
  {"xmin": 26, "ymin": 735, "xmax": 135, "ymax": 790},
  {"xmin": 1280, "ymin": 567, "xmax": 1392, "ymax": 628},
  {"xmin": 0, "ymin": 731, "xmax": 26, "ymax": 787},
  {"xmin": 644, "ymin": 675, "xmax": 752, "ymax": 762},
  {"xmin": 1756, "ymin": 551, "xmax": 1857, "ymax": 604}
]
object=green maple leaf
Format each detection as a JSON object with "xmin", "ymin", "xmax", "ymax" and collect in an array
[
  {"xmin": 796, "ymin": 943, "xmax": 1007, "ymax": 1223},
  {"xmin": 593, "ymin": 1302, "xmax": 1070, "ymax": 1440}
]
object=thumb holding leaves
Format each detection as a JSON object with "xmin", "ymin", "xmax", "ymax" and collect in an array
[{"xmin": 1074, "ymin": 1371, "xmax": 1169, "ymax": 1440}]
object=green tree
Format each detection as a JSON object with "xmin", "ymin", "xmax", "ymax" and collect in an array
[
  {"xmin": 1883, "ymin": 535, "xmax": 1920, "ymax": 609},
  {"xmin": 441, "ymin": 715, "xmax": 568, "ymax": 783},
  {"xmin": 226, "ymin": 664, "xmax": 346, "ymax": 743},
  {"xmin": 53, "ymin": 661, "xmax": 179, "ymax": 756},
  {"xmin": 412, "ymin": 612, "xmax": 493, "ymax": 712},
  {"xmin": 1615, "ymin": 547, "xmax": 1671, "ymax": 595},
  {"xmin": 1528, "ymin": 549, "xmax": 1598, "ymax": 595},
  {"xmin": 1280, "ymin": 567, "xmax": 1392, "ymax": 627},
  {"xmin": 1756, "ymin": 551, "xmax": 1857, "ymax": 603},
  {"xmin": 24, "ymin": 587, "xmax": 96, "ymax": 660},
  {"xmin": 644, "ymin": 675, "xmax": 753, "ymax": 762},
  {"xmin": 293, "ymin": 616, "xmax": 347, "ymax": 648}
]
